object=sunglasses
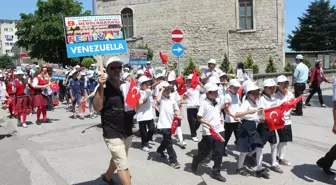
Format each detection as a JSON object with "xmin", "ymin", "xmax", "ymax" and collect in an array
[{"xmin": 109, "ymin": 66, "xmax": 122, "ymax": 71}]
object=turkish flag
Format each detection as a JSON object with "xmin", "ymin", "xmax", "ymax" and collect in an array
[
  {"xmin": 81, "ymin": 101, "xmax": 86, "ymax": 113},
  {"xmin": 49, "ymin": 82, "xmax": 60, "ymax": 92},
  {"xmin": 264, "ymin": 105, "xmax": 285, "ymax": 131},
  {"xmin": 144, "ymin": 67, "xmax": 152, "ymax": 78},
  {"xmin": 159, "ymin": 51, "xmax": 168, "ymax": 64},
  {"xmin": 190, "ymin": 70, "xmax": 199, "ymax": 89},
  {"xmin": 209, "ymin": 128, "xmax": 225, "ymax": 142},
  {"xmin": 177, "ymin": 83, "xmax": 187, "ymax": 95},
  {"xmin": 237, "ymin": 86, "xmax": 243, "ymax": 96},
  {"xmin": 171, "ymin": 117, "xmax": 181, "ymax": 135},
  {"xmin": 126, "ymin": 79, "xmax": 141, "ymax": 109},
  {"xmin": 176, "ymin": 76, "xmax": 185, "ymax": 86},
  {"xmin": 281, "ymin": 96, "xmax": 303, "ymax": 113},
  {"xmin": 9, "ymin": 70, "xmax": 14, "ymax": 80}
]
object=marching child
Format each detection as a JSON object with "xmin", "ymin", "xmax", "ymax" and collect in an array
[
  {"xmin": 136, "ymin": 76, "xmax": 156, "ymax": 152},
  {"xmin": 275, "ymin": 75, "xmax": 294, "ymax": 166},
  {"xmin": 156, "ymin": 81, "xmax": 181, "ymax": 169},
  {"xmin": 191, "ymin": 83, "xmax": 226, "ymax": 182},
  {"xmin": 68, "ymin": 70, "xmax": 84, "ymax": 119},
  {"xmin": 85, "ymin": 72, "xmax": 98, "ymax": 118},
  {"xmin": 14, "ymin": 70, "xmax": 29, "ymax": 128}
]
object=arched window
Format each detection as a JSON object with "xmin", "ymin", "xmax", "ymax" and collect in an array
[
  {"xmin": 121, "ymin": 8, "xmax": 134, "ymax": 38},
  {"xmin": 239, "ymin": 0, "xmax": 253, "ymax": 30}
]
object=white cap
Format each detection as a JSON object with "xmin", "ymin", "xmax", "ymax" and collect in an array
[
  {"xmin": 138, "ymin": 76, "xmax": 151, "ymax": 85},
  {"xmin": 124, "ymin": 67, "xmax": 130, "ymax": 71},
  {"xmin": 204, "ymin": 83, "xmax": 219, "ymax": 92},
  {"xmin": 75, "ymin": 65, "xmax": 80, "ymax": 68},
  {"xmin": 208, "ymin": 76, "xmax": 220, "ymax": 84},
  {"xmin": 243, "ymin": 80, "xmax": 255, "ymax": 90},
  {"xmin": 15, "ymin": 70, "xmax": 24, "ymax": 75},
  {"xmin": 160, "ymin": 81, "xmax": 170, "ymax": 87},
  {"xmin": 136, "ymin": 70, "xmax": 144, "ymax": 75},
  {"xmin": 147, "ymin": 61, "xmax": 151, "ymax": 64},
  {"xmin": 245, "ymin": 82, "xmax": 260, "ymax": 93},
  {"xmin": 0, "ymin": 74, "xmax": 3, "ymax": 78},
  {"xmin": 105, "ymin": 57, "xmax": 122, "ymax": 67},
  {"xmin": 296, "ymin": 54, "xmax": 303, "ymax": 60},
  {"xmin": 167, "ymin": 74, "xmax": 176, "ymax": 82},
  {"xmin": 187, "ymin": 74, "xmax": 193, "ymax": 80},
  {"xmin": 91, "ymin": 63, "xmax": 96, "ymax": 67},
  {"xmin": 219, "ymin": 72, "xmax": 228, "ymax": 77},
  {"xmin": 276, "ymin": 75, "xmax": 288, "ymax": 83},
  {"xmin": 207, "ymin": 59, "xmax": 216, "ymax": 65},
  {"xmin": 263, "ymin": 79, "xmax": 277, "ymax": 87},
  {"xmin": 155, "ymin": 73, "xmax": 166, "ymax": 79},
  {"xmin": 122, "ymin": 73, "xmax": 131, "ymax": 81},
  {"xmin": 229, "ymin": 79, "xmax": 241, "ymax": 87},
  {"xmin": 69, "ymin": 69, "xmax": 77, "ymax": 76}
]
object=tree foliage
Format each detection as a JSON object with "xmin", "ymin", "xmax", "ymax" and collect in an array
[
  {"xmin": 16, "ymin": 0, "xmax": 90, "ymax": 66},
  {"xmin": 219, "ymin": 54, "xmax": 230, "ymax": 73},
  {"xmin": 244, "ymin": 53, "xmax": 259, "ymax": 74},
  {"xmin": 287, "ymin": 0, "xmax": 336, "ymax": 51},
  {"xmin": 0, "ymin": 55, "xmax": 14, "ymax": 68},
  {"xmin": 303, "ymin": 55, "xmax": 312, "ymax": 68},
  {"xmin": 183, "ymin": 58, "xmax": 198, "ymax": 76},
  {"xmin": 265, "ymin": 56, "xmax": 277, "ymax": 73},
  {"xmin": 137, "ymin": 43, "xmax": 154, "ymax": 61},
  {"xmin": 81, "ymin": 57, "xmax": 95, "ymax": 68},
  {"xmin": 284, "ymin": 62, "xmax": 292, "ymax": 72}
]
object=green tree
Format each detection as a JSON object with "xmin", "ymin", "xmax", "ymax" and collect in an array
[
  {"xmin": 287, "ymin": 0, "xmax": 336, "ymax": 51},
  {"xmin": 16, "ymin": 0, "xmax": 90, "ymax": 66},
  {"xmin": 284, "ymin": 62, "xmax": 292, "ymax": 72},
  {"xmin": 0, "ymin": 55, "xmax": 14, "ymax": 68},
  {"xmin": 81, "ymin": 57, "xmax": 95, "ymax": 68},
  {"xmin": 244, "ymin": 53, "xmax": 259, "ymax": 74},
  {"xmin": 219, "ymin": 54, "xmax": 230, "ymax": 73},
  {"xmin": 303, "ymin": 55, "xmax": 312, "ymax": 68},
  {"xmin": 265, "ymin": 56, "xmax": 277, "ymax": 73},
  {"xmin": 183, "ymin": 58, "xmax": 198, "ymax": 76},
  {"xmin": 137, "ymin": 43, "xmax": 154, "ymax": 61}
]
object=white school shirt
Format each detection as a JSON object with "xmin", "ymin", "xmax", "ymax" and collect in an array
[
  {"xmin": 153, "ymin": 81, "xmax": 164, "ymax": 97},
  {"xmin": 157, "ymin": 96, "xmax": 179, "ymax": 129},
  {"xmin": 201, "ymin": 68, "xmax": 223, "ymax": 80},
  {"xmin": 239, "ymin": 99, "xmax": 260, "ymax": 124},
  {"xmin": 170, "ymin": 91, "xmax": 181, "ymax": 104},
  {"xmin": 224, "ymin": 92, "xmax": 241, "ymax": 123},
  {"xmin": 275, "ymin": 91, "xmax": 294, "ymax": 125},
  {"xmin": 120, "ymin": 82, "xmax": 134, "ymax": 112},
  {"xmin": 198, "ymin": 98, "xmax": 224, "ymax": 136},
  {"xmin": 136, "ymin": 89, "xmax": 154, "ymax": 122},
  {"xmin": 186, "ymin": 85, "xmax": 201, "ymax": 108},
  {"xmin": 0, "ymin": 81, "xmax": 6, "ymax": 101},
  {"xmin": 259, "ymin": 94, "xmax": 279, "ymax": 109}
]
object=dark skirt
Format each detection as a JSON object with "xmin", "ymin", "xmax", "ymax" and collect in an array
[
  {"xmin": 33, "ymin": 94, "xmax": 49, "ymax": 107},
  {"xmin": 257, "ymin": 121, "xmax": 277, "ymax": 145},
  {"xmin": 237, "ymin": 120, "xmax": 263, "ymax": 153},
  {"xmin": 277, "ymin": 124, "xmax": 293, "ymax": 142},
  {"xmin": 16, "ymin": 96, "xmax": 29, "ymax": 113}
]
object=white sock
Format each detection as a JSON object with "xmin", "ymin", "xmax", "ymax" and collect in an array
[
  {"xmin": 176, "ymin": 126, "xmax": 184, "ymax": 143},
  {"xmin": 277, "ymin": 142, "xmax": 287, "ymax": 160},
  {"xmin": 238, "ymin": 152, "xmax": 247, "ymax": 169},
  {"xmin": 270, "ymin": 143, "xmax": 278, "ymax": 166},
  {"xmin": 256, "ymin": 147, "xmax": 263, "ymax": 171}
]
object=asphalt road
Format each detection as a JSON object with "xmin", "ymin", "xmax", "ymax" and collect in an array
[{"xmin": 0, "ymin": 84, "xmax": 335, "ymax": 185}]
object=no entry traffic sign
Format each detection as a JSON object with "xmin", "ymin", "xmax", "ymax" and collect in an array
[{"xmin": 172, "ymin": 29, "xmax": 183, "ymax": 43}]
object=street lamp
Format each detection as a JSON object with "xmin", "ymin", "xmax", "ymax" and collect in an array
[
  {"xmin": 92, "ymin": 0, "xmax": 97, "ymax": 15},
  {"xmin": 227, "ymin": 28, "xmax": 242, "ymax": 62}
]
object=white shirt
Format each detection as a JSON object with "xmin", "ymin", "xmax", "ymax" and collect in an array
[
  {"xmin": 170, "ymin": 91, "xmax": 181, "ymax": 105},
  {"xmin": 275, "ymin": 91, "xmax": 294, "ymax": 125},
  {"xmin": 198, "ymin": 98, "xmax": 224, "ymax": 136},
  {"xmin": 136, "ymin": 89, "xmax": 154, "ymax": 122},
  {"xmin": 157, "ymin": 96, "xmax": 179, "ymax": 129},
  {"xmin": 186, "ymin": 86, "xmax": 201, "ymax": 108},
  {"xmin": 236, "ymin": 69, "xmax": 250, "ymax": 82},
  {"xmin": 153, "ymin": 81, "xmax": 163, "ymax": 97},
  {"xmin": 333, "ymin": 80, "xmax": 336, "ymax": 101},
  {"xmin": 259, "ymin": 94, "xmax": 279, "ymax": 109},
  {"xmin": 239, "ymin": 99, "xmax": 260, "ymax": 123},
  {"xmin": 32, "ymin": 75, "xmax": 43, "ymax": 87},
  {"xmin": 201, "ymin": 68, "xmax": 223, "ymax": 80},
  {"xmin": 0, "ymin": 81, "xmax": 6, "ymax": 101},
  {"xmin": 120, "ymin": 82, "xmax": 134, "ymax": 112},
  {"xmin": 224, "ymin": 92, "xmax": 241, "ymax": 123}
]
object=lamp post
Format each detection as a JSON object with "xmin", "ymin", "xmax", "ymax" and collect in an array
[
  {"xmin": 92, "ymin": 0, "xmax": 97, "ymax": 15},
  {"xmin": 227, "ymin": 28, "xmax": 242, "ymax": 62}
]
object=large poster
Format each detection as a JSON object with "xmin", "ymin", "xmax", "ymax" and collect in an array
[
  {"xmin": 51, "ymin": 69, "xmax": 67, "ymax": 80},
  {"xmin": 63, "ymin": 15, "xmax": 128, "ymax": 58},
  {"xmin": 129, "ymin": 49, "xmax": 148, "ymax": 65}
]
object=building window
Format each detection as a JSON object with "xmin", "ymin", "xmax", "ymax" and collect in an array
[
  {"xmin": 5, "ymin": 42, "xmax": 10, "ymax": 46},
  {"xmin": 4, "ymin": 28, "xmax": 8, "ymax": 31},
  {"xmin": 121, "ymin": 8, "xmax": 134, "ymax": 39},
  {"xmin": 6, "ymin": 50, "xmax": 10, "ymax": 53},
  {"xmin": 8, "ymin": 28, "xmax": 13, "ymax": 32},
  {"xmin": 239, "ymin": 0, "xmax": 253, "ymax": 30}
]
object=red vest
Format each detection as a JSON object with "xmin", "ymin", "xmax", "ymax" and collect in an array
[
  {"xmin": 6, "ymin": 81, "xmax": 14, "ymax": 95},
  {"xmin": 14, "ymin": 80, "xmax": 25, "ymax": 96},
  {"xmin": 34, "ymin": 76, "xmax": 47, "ymax": 93}
]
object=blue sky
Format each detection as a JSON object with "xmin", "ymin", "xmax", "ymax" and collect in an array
[{"xmin": 0, "ymin": 0, "xmax": 335, "ymax": 51}]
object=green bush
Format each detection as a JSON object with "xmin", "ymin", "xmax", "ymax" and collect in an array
[
  {"xmin": 332, "ymin": 62, "xmax": 336, "ymax": 69},
  {"xmin": 0, "ymin": 55, "xmax": 13, "ymax": 68},
  {"xmin": 303, "ymin": 55, "xmax": 312, "ymax": 68},
  {"xmin": 219, "ymin": 54, "xmax": 230, "ymax": 73},
  {"xmin": 137, "ymin": 43, "xmax": 153, "ymax": 61},
  {"xmin": 183, "ymin": 58, "xmax": 199, "ymax": 76},
  {"xmin": 265, "ymin": 56, "xmax": 277, "ymax": 73},
  {"xmin": 284, "ymin": 62, "xmax": 292, "ymax": 72},
  {"xmin": 81, "ymin": 57, "xmax": 95, "ymax": 68},
  {"xmin": 244, "ymin": 53, "xmax": 259, "ymax": 74}
]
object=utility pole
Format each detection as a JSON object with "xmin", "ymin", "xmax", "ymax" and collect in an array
[{"xmin": 92, "ymin": 0, "xmax": 97, "ymax": 15}]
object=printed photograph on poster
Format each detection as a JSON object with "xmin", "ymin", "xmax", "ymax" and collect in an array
[
  {"xmin": 63, "ymin": 15, "xmax": 128, "ymax": 58},
  {"xmin": 51, "ymin": 69, "xmax": 67, "ymax": 80},
  {"xmin": 129, "ymin": 49, "xmax": 148, "ymax": 65}
]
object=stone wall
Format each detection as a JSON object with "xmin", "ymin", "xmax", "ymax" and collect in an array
[{"xmin": 97, "ymin": 0, "xmax": 285, "ymax": 72}]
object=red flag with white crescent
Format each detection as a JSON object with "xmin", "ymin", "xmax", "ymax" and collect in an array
[
  {"xmin": 50, "ymin": 82, "xmax": 60, "ymax": 92},
  {"xmin": 177, "ymin": 83, "xmax": 187, "ymax": 95},
  {"xmin": 281, "ymin": 96, "xmax": 303, "ymax": 113},
  {"xmin": 190, "ymin": 70, "xmax": 199, "ymax": 90},
  {"xmin": 171, "ymin": 117, "xmax": 181, "ymax": 135},
  {"xmin": 237, "ymin": 86, "xmax": 243, "ymax": 96},
  {"xmin": 209, "ymin": 128, "xmax": 225, "ymax": 142},
  {"xmin": 264, "ymin": 104, "xmax": 284, "ymax": 131},
  {"xmin": 125, "ymin": 79, "xmax": 141, "ymax": 109}
]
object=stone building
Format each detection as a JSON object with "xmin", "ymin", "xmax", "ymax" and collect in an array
[{"xmin": 97, "ymin": 0, "xmax": 285, "ymax": 72}]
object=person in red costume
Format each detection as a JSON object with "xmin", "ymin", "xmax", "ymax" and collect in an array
[
  {"xmin": 13, "ymin": 70, "xmax": 29, "ymax": 128},
  {"xmin": 5, "ymin": 70, "xmax": 16, "ymax": 118},
  {"xmin": 32, "ymin": 66, "xmax": 51, "ymax": 124}
]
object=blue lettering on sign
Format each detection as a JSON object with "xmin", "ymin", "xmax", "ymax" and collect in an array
[{"xmin": 66, "ymin": 40, "xmax": 128, "ymax": 58}]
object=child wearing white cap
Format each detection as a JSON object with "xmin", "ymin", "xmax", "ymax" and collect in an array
[
  {"xmin": 156, "ymin": 81, "xmax": 181, "ymax": 169},
  {"xmin": 191, "ymin": 82, "xmax": 226, "ymax": 182},
  {"xmin": 234, "ymin": 82, "xmax": 269, "ymax": 179},
  {"xmin": 258, "ymin": 78, "xmax": 283, "ymax": 173},
  {"xmin": 274, "ymin": 75, "xmax": 294, "ymax": 166}
]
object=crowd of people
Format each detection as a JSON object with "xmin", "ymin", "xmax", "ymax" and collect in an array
[{"xmin": 0, "ymin": 54, "xmax": 333, "ymax": 184}]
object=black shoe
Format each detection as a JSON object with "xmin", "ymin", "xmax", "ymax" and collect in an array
[
  {"xmin": 36, "ymin": 119, "xmax": 42, "ymax": 125},
  {"xmin": 306, "ymin": 103, "xmax": 311, "ymax": 106},
  {"xmin": 236, "ymin": 168, "xmax": 249, "ymax": 176},
  {"xmin": 43, "ymin": 119, "xmax": 52, "ymax": 123},
  {"xmin": 191, "ymin": 158, "xmax": 198, "ymax": 173},
  {"xmin": 256, "ymin": 169, "xmax": 270, "ymax": 179},
  {"xmin": 317, "ymin": 158, "xmax": 336, "ymax": 175},
  {"xmin": 101, "ymin": 174, "xmax": 116, "ymax": 185},
  {"xmin": 210, "ymin": 173, "xmax": 226, "ymax": 182},
  {"xmin": 156, "ymin": 150, "xmax": 167, "ymax": 160}
]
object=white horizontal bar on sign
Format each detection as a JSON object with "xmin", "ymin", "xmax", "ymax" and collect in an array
[{"xmin": 171, "ymin": 34, "xmax": 183, "ymax": 38}]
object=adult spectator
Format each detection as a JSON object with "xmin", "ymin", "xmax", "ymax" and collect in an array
[
  {"xmin": 292, "ymin": 54, "xmax": 309, "ymax": 116},
  {"xmin": 201, "ymin": 59, "xmax": 223, "ymax": 83},
  {"xmin": 316, "ymin": 79, "xmax": 336, "ymax": 175},
  {"xmin": 306, "ymin": 60, "xmax": 331, "ymax": 107},
  {"xmin": 235, "ymin": 62, "xmax": 251, "ymax": 84},
  {"xmin": 93, "ymin": 57, "xmax": 134, "ymax": 185}
]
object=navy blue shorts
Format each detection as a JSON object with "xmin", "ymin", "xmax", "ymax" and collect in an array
[
  {"xmin": 72, "ymin": 95, "xmax": 82, "ymax": 105},
  {"xmin": 88, "ymin": 97, "xmax": 94, "ymax": 105}
]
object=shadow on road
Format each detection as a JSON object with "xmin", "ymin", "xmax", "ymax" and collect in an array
[
  {"xmin": 308, "ymin": 95, "xmax": 332, "ymax": 107},
  {"xmin": 291, "ymin": 163, "xmax": 336, "ymax": 184},
  {"xmin": 0, "ymin": 134, "xmax": 11, "ymax": 140},
  {"xmin": 73, "ymin": 174, "xmax": 121, "ymax": 185}
]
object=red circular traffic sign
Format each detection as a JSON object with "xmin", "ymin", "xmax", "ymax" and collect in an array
[{"xmin": 172, "ymin": 29, "xmax": 183, "ymax": 43}]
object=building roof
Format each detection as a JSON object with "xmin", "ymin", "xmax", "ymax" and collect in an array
[{"xmin": 285, "ymin": 50, "xmax": 335, "ymax": 54}]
